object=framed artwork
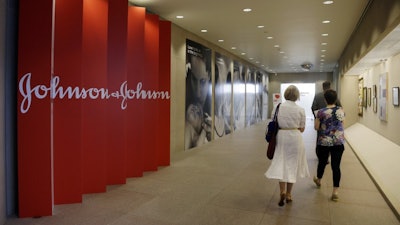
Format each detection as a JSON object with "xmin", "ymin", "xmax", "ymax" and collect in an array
[
  {"xmin": 363, "ymin": 87, "xmax": 367, "ymax": 108},
  {"xmin": 373, "ymin": 97, "xmax": 377, "ymax": 113},
  {"xmin": 393, "ymin": 87, "xmax": 399, "ymax": 106},
  {"xmin": 358, "ymin": 78, "xmax": 363, "ymax": 116},
  {"xmin": 373, "ymin": 85, "xmax": 377, "ymax": 97},
  {"xmin": 368, "ymin": 87, "xmax": 371, "ymax": 106},
  {"xmin": 379, "ymin": 73, "xmax": 388, "ymax": 121}
]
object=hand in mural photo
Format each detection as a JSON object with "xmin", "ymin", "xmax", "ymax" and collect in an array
[
  {"xmin": 184, "ymin": 103, "xmax": 209, "ymax": 149},
  {"xmin": 202, "ymin": 112, "xmax": 212, "ymax": 141}
]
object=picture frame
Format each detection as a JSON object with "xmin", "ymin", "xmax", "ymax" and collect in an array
[
  {"xmin": 373, "ymin": 97, "xmax": 377, "ymax": 113},
  {"xmin": 373, "ymin": 84, "xmax": 377, "ymax": 97},
  {"xmin": 363, "ymin": 87, "xmax": 367, "ymax": 108},
  {"xmin": 379, "ymin": 73, "xmax": 388, "ymax": 121},
  {"xmin": 358, "ymin": 78, "xmax": 363, "ymax": 116},
  {"xmin": 368, "ymin": 87, "xmax": 371, "ymax": 106},
  {"xmin": 393, "ymin": 87, "xmax": 399, "ymax": 106}
]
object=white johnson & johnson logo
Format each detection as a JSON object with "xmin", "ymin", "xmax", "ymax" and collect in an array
[{"xmin": 19, "ymin": 73, "xmax": 170, "ymax": 113}]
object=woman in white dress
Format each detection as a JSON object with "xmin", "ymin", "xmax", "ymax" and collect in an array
[{"xmin": 265, "ymin": 85, "xmax": 310, "ymax": 206}]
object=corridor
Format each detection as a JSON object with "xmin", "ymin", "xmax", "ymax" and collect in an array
[{"xmin": 5, "ymin": 119, "xmax": 400, "ymax": 225}]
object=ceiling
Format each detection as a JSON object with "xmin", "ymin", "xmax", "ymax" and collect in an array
[{"xmin": 128, "ymin": 0, "xmax": 397, "ymax": 75}]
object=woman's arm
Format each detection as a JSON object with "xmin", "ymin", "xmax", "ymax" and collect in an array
[{"xmin": 314, "ymin": 118, "xmax": 320, "ymax": 130}]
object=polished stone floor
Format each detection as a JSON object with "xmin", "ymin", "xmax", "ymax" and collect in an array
[{"xmin": 5, "ymin": 119, "xmax": 400, "ymax": 225}]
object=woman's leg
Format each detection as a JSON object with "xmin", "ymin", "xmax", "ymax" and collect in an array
[
  {"xmin": 279, "ymin": 182, "xmax": 286, "ymax": 206},
  {"xmin": 330, "ymin": 145, "xmax": 344, "ymax": 200},
  {"xmin": 330, "ymin": 145, "xmax": 344, "ymax": 188},
  {"xmin": 316, "ymin": 146, "xmax": 330, "ymax": 179},
  {"xmin": 286, "ymin": 183, "xmax": 293, "ymax": 203}
]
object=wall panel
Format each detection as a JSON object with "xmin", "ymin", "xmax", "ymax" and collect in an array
[
  {"xmin": 16, "ymin": 1, "xmax": 171, "ymax": 216},
  {"xmin": 158, "ymin": 21, "xmax": 171, "ymax": 166},
  {"xmin": 143, "ymin": 14, "xmax": 160, "ymax": 171},
  {"xmin": 127, "ymin": 6, "xmax": 145, "ymax": 177},
  {"xmin": 17, "ymin": 0, "xmax": 53, "ymax": 217},
  {"xmin": 106, "ymin": 0, "xmax": 128, "ymax": 185},
  {"xmin": 81, "ymin": 0, "xmax": 108, "ymax": 193},
  {"xmin": 53, "ymin": 0, "xmax": 83, "ymax": 204}
]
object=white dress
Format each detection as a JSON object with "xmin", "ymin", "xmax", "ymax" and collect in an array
[{"xmin": 265, "ymin": 101, "xmax": 310, "ymax": 183}]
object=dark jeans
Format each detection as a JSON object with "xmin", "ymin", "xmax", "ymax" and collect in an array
[{"xmin": 316, "ymin": 145, "xmax": 345, "ymax": 187}]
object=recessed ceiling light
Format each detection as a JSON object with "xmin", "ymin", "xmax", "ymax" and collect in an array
[
  {"xmin": 201, "ymin": 29, "xmax": 208, "ymax": 33},
  {"xmin": 321, "ymin": 55, "xmax": 325, "ymax": 57},
  {"xmin": 321, "ymin": 42, "xmax": 328, "ymax": 45},
  {"xmin": 274, "ymin": 45, "xmax": 280, "ymax": 48},
  {"xmin": 257, "ymin": 25, "xmax": 264, "ymax": 28},
  {"xmin": 231, "ymin": 47, "xmax": 237, "ymax": 50},
  {"xmin": 241, "ymin": 52, "xmax": 246, "ymax": 55},
  {"xmin": 218, "ymin": 39, "xmax": 224, "ymax": 42},
  {"xmin": 320, "ymin": 59, "xmax": 325, "ymax": 62},
  {"xmin": 176, "ymin": 15, "xmax": 184, "ymax": 19},
  {"xmin": 323, "ymin": 1, "xmax": 334, "ymax": 5},
  {"xmin": 279, "ymin": 51, "xmax": 285, "ymax": 54},
  {"xmin": 267, "ymin": 36, "xmax": 273, "ymax": 39},
  {"xmin": 243, "ymin": 8, "xmax": 252, "ymax": 12},
  {"xmin": 321, "ymin": 33, "xmax": 329, "ymax": 36},
  {"xmin": 321, "ymin": 49, "xmax": 327, "ymax": 52},
  {"xmin": 322, "ymin": 20, "xmax": 331, "ymax": 24}
]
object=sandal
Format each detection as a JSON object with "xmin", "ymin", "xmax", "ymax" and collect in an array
[
  {"xmin": 278, "ymin": 193, "xmax": 285, "ymax": 206},
  {"xmin": 331, "ymin": 193, "xmax": 339, "ymax": 201},
  {"xmin": 313, "ymin": 176, "xmax": 321, "ymax": 187},
  {"xmin": 286, "ymin": 193, "xmax": 292, "ymax": 203}
]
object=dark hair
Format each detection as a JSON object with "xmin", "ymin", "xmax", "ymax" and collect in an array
[
  {"xmin": 324, "ymin": 89, "xmax": 337, "ymax": 105},
  {"xmin": 322, "ymin": 81, "xmax": 331, "ymax": 90}
]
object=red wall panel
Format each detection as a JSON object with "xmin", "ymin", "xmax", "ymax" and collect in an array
[
  {"xmin": 53, "ymin": 0, "xmax": 83, "ymax": 204},
  {"xmin": 81, "ymin": 0, "xmax": 108, "ymax": 193},
  {"xmin": 127, "ymin": 6, "xmax": 145, "ymax": 177},
  {"xmin": 17, "ymin": 0, "xmax": 54, "ymax": 217},
  {"xmin": 158, "ymin": 21, "xmax": 171, "ymax": 166},
  {"xmin": 17, "ymin": 0, "xmax": 171, "ymax": 217},
  {"xmin": 106, "ymin": 0, "xmax": 128, "ymax": 184},
  {"xmin": 143, "ymin": 14, "xmax": 160, "ymax": 171}
]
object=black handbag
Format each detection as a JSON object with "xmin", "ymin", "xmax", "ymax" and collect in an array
[{"xmin": 265, "ymin": 103, "xmax": 281, "ymax": 159}]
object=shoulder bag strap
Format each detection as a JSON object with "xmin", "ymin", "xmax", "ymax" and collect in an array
[{"xmin": 273, "ymin": 103, "xmax": 281, "ymax": 122}]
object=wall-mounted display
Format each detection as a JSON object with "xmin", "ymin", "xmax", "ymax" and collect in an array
[
  {"xmin": 358, "ymin": 78, "xmax": 363, "ymax": 116},
  {"xmin": 233, "ymin": 61, "xmax": 246, "ymax": 130},
  {"xmin": 185, "ymin": 39, "xmax": 212, "ymax": 150},
  {"xmin": 214, "ymin": 52, "xmax": 233, "ymax": 138},
  {"xmin": 368, "ymin": 87, "xmax": 371, "ymax": 106},
  {"xmin": 393, "ymin": 87, "xmax": 399, "ymax": 106},
  {"xmin": 363, "ymin": 87, "xmax": 367, "ymax": 109},
  {"xmin": 379, "ymin": 73, "xmax": 388, "ymax": 121}
]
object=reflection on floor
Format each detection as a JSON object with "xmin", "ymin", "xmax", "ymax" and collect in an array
[{"xmin": 6, "ymin": 119, "xmax": 400, "ymax": 225}]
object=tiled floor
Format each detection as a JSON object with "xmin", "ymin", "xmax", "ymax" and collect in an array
[{"xmin": 6, "ymin": 119, "xmax": 400, "ymax": 225}]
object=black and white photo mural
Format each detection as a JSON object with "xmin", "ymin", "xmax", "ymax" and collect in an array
[
  {"xmin": 233, "ymin": 61, "xmax": 246, "ymax": 130},
  {"xmin": 255, "ymin": 71, "xmax": 264, "ymax": 123},
  {"xmin": 214, "ymin": 52, "xmax": 233, "ymax": 138},
  {"xmin": 185, "ymin": 39, "xmax": 212, "ymax": 150},
  {"xmin": 245, "ymin": 69, "xmax": 257, "ymax": 126}
]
